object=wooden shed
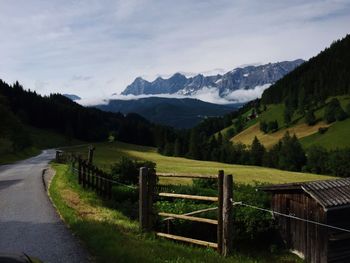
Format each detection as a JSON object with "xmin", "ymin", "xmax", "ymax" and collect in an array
[{"xmin": 261, "ymin": 178, "xmax": 350, "ymax": 263}]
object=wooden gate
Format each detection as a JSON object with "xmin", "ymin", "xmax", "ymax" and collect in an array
[{"xmin": 138, "ymin": 168, "xmax": 233, "ymax": 256}]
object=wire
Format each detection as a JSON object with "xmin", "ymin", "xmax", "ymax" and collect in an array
[
  {"xmin": 162, "ymin": 207, "xmax": 218, "ymax": 221},
  {"xmin": 234, "ymin": 201, "xmax": 350, "ymax": 233},
  {"xmin": 70, "ymin": 167, "xmax": 137, "ymax": 189}
]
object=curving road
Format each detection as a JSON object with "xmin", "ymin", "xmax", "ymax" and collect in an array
[{"xmin": 0, "ymin": 150, "xmax": 90, "ymax": 263}]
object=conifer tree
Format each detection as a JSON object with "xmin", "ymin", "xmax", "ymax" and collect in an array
[
  {"xmin": 305, "ymin": 110, "xmax": 316, "ymax": 125},
  {"xmin": 250, "ymin": 136, "xmax": 266, "ymax": 166}
]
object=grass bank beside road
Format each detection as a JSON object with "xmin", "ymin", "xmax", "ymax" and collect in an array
[{"xmin": 49, "ymin": 163, "xmax": 301, "ymax": 263}]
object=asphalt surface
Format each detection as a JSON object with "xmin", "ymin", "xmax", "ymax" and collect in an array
[{"xmin": 0, "ymin": 150, "xmax": 90, "ymax": 263}]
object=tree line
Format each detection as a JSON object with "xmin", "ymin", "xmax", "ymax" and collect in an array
[{"xmin": 0, "ymin": 79, "xmax": 172, "ymax": 152}]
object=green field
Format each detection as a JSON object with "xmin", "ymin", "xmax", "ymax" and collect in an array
[
  {"xmin": 63, "ymin": 141, "xmax": 334, "ymax": 185},
  {"xmin": 49, "ymin": 163, "xmax": 302, "ymax": 263},
  {"xmin": 300, "ymin": 117, "xmax": 350, "ymax": 149}
]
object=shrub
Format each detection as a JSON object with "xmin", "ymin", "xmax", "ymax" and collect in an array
[
  {"xmin": 259, "ymin": 121, "xmax": 268, "ymax": 133},
  {"xmin": 305, "ymin": 110, "xmax": 316, "ymax": 125},
  {"xmin": 324, "ymin": 98, "xmax": 347, "ymax": 123},
  {"xmin": 318, "ymin": 127, "xmax": 328, "ymax": 134},
  {"xmin": 267, "ymin": 120, "xmax": 278, "ymax": 133},
  {"xmin": 335, "ymin": 107, "xmax": 348, "ymax": 121},
  {"xmin": 111, "ymin": 157, "xmax": 156, "ymax": 185},
  {"xmin": 193, "ymin": 178, "xmax": 218, "ymax": 189}
]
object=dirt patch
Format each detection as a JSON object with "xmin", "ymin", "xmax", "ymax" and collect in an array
[{"xmin": 61, "ymin": 189, "xmax": 102, "ymax": 220}]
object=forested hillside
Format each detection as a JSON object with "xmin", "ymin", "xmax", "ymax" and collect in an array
[
  {"xmin": 96, "ymin": 97, "xmax": 240, "ymax": 128},
  {"xmin": 262, "ymin": 35, "xmax": 350, "ymax": 107},
  {"xmin": 0, "ymin": 80, "xmax": 175, "ymax": 161}
]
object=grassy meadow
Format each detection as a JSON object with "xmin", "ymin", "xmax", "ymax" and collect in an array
[{"xmin": 62, "ymin": 141, "xmax": 334, "ymax": 185}]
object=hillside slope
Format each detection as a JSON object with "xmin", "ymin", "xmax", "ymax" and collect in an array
[
  {"xmin": 228, "ymin": 96, "xmax": 349, "ymax": 149},
  {"xmin": 220, "ymin": 35, "xmax": 350, "ymax": 150},
  {"xmin": 95, "ymin": 97, "xmax": 240, "ymax": 128},
  {"xmin": 262, "ymin": 35, "xmax": 350, "ymax": 106}
]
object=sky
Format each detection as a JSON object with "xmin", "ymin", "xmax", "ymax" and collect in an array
[{"xmin": 0, "ymin": 0, "xmax": 349, "ymax": 103}]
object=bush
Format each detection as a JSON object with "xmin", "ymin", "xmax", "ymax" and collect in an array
[
  {"xmin": 193, "ymin": 178, "xmax": 218, "ymax": 189},
  {"xmin": 267, "ymin": 120, "xmax": 278, "ymax": 133},
  {"xmin": 324, "ymin": 98, "xmax": 347, "ymax": 123},
  {"xmin": 318, "ymin": 127, "xmax": 328, "ymax": 134},
  {"xmin": 233, "ymin": 183, "xmax": 275, "ymax": 240},
  {"xmin": 305, "ymin": 146, "xmax": 329, "ymax": 174},
  {"xmin": 326, "ymin": 149, "xmax": 350, "ymax": 177},
  {"xmin": 346, "ymin": 102, "xmax": 350, "ymax": 116},
  {"xmin": 259, "ymin": 121, "xmax": 268, "ymax": 133},
  {"xmin": 335, "ymin": 107, "xmax": 348, "ymax": 121},
  {"xmin": 111, "ymin": 157, "xmax": 156, "ymax": 185},
  {"xmin": 305, "ymin": 110, "xmax": 316, "ymax": 125}
]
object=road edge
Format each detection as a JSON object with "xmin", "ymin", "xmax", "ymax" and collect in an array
[{"xmin": 42, "ymin": 165, "xmax": 94, "ymax": 263}]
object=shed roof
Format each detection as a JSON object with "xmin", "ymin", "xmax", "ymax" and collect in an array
[{"xmin": 261, "ymin": 178, "xmax": 350, "ymax": 210}]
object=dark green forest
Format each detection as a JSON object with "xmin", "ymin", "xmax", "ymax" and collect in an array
[
  {"xmin": 261, "ymin": 34, "xmax": 350, "ymax": 108},
  {"xmin": 0, "ymin": 80, "xmax": 168, "ymax": 154}
]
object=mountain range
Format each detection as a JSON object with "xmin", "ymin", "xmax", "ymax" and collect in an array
[{"xmin": 121, "ymin": 59, "xmax": 304, "ymax": 100}]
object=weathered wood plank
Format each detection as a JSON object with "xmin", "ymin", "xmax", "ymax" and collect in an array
[
  {"xmin": 158, "ymin": 192, "xmax": 218, "ymax": 202},
  {"xmin": 158, "ymin": 212, "xmax": 218, "ymax": 225},
  {"xmin": 156, "ymin": 232, "xmax": 218, "ymax": 248},
  {"xmin": 157, "ymin": 173, "xmax": 216, "ymax": 179},
  {"xmin": 217, "ymin": 170, "xmax": 224, "ymax": 254}
]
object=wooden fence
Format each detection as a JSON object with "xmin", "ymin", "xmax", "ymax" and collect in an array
[
  {"xmin": 139, "ymin": 168, "xmax": 233, "ymax": 256},
  {"xmin": 56, "ymin": 148, "xmax": 233, "ymax": 255},
  {"xmin": 56, "ymin": 150, "xmax": 113, "ymax": 199}
]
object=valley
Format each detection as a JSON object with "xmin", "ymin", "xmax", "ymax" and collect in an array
[{"xmin": 0, "ymin": 9, "xmax": 349, "ymax": 262}]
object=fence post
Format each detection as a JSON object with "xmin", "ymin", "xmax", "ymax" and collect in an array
[
  {"xmin": 96, "ymin": 169, "xmax": 100, "ymax": 195},
  {"xmin": 78, "ymin": 157, "xmax": 82, "ymax": 185},
  {"xmin": 217, "ymin": 170, "xmax": 224, "ymax": 254},
  {"xmin": 148, "ymin": 168, "xmax": 156, "ymax": 230},
  {"xmin": 108, "ymin": 173, "xmax": 112, "ymax": 199},
  {"xmin": 88, "ymin": 146, "xmax": 95, "ymax": 164},
  {"xmin": 82, "ymin": 161, "xmax": 87, "ymax": 188},
  {"xmin": 55, "ymin": 151, "xmax": 60, "ymax": 162},
  {"xmin": 139, "ymin": 167, "xmax": 155, "ymax": 232},
  {"xmin": 222, "ymin": 174, "xmax": 233, "ymax": 257}
]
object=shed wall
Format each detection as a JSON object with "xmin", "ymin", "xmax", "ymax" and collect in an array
[
  {"xmin": 327, "ymin": 208, "xmax": 350, "ymax": 263},
  {"xmin": 271, "ymin": 191, "xmax": 327, "ymax": 263}
]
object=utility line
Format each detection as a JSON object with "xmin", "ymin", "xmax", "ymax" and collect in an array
[{"xmin": 234, "ymin": 201, "xmax": 350, "ymax": 233}]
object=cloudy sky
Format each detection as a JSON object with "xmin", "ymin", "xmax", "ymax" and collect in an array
[{"xmin": 0, "ymin": 0, "xmax": 349, "ymax": 101}]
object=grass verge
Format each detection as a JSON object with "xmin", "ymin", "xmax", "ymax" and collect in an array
[{"xmin": 49, "ymin": 163, "xmax": 301, "ymax": 263}]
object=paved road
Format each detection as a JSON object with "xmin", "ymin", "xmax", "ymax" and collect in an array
[{"xmin": 0, "ymin": 150, "xmax": 90, "ymax": 263}]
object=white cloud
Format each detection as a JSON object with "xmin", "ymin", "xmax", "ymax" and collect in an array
[
  {"xmin": 224, "ymin": 84, "xmax": 271, "ymax": 103},
  {"xmin": 79, "ymin": 83, "xmax": 271, "ymax": 106}
]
